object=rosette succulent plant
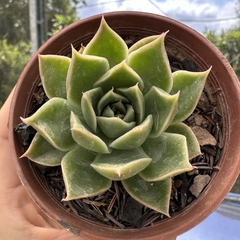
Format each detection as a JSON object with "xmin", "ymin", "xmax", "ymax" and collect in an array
[{"xmin": 21, "ymin": 17, "xmax": 210, "ymax": 216}]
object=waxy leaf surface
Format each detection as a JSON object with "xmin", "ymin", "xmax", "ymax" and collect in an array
[
  {"xmin": 110, "ymin": 115, "xmax": 153, "ymax": 149},
  {"xmin": 83, "ymin": 17, "xmax": 128, "ymax": 68},
  {"xmin": 91, "ymin": 148, "xmax": 151, "ymax": 180},
  {"xmin": 94, "ymin": 60, "xmax": 144, "ymax": 93},
  {"xmin": 166, "ymin": 123, "xmax": 201, "ymax": 160},
  {"xmin": 22, "ymin": 133, "xmax": 66, "ymax": 166},
  {"xmin": 170, "ymin": 69, "xmax": 210, "ymax": 123},
  {"xmin": 144, "ymin": 87, "xmax": 179, "ymax": 138},
  {"xmin": 122, "ymin": 175, "xmax": 171, "ymax": 215},
  {"xmin": 127, "ymin": 33, "xmax": 172, "ymax": 94},
  {"xmin": 140, "ymin": 132, "xmax": 193, "ymax": 181},
  {"xmin": 22, "ymin": 98, "xmax": 75, "ymax": 151},
  {"xmin": 81, "ymin": 87, "xmax": 103, "ymax": 133},
  {"xmin": 116, "ymin": 84, "xmax": 145, "ymax": 124},
  {"xmin": 67, "ymin": 48, "xmax": 109, "ymax": 111},
  {"xmin": 39, "ymin": 55, "xmax": 70, "ymax": 99},
  {"xmin": 70, "ymin": 112, "xmax": 110, "ymax": 153},
  {"xmin": 62, "ymin": 147, "xmax": 111, "ymax": 200}
]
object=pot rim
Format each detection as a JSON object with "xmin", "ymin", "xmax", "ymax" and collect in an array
[{"xmin": 8, "ymin": 11, "xmax": 240, "ymax": 239}]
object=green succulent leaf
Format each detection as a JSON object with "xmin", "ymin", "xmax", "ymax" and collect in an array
[
  {"xmin": 122, "ymin": 174, "xmax": 171, "ymax": 216},
  {"xmin": 140, "ymin": 132, "xmax": 193, "ymax": 181},
  {"xmin": 110, "ymin": 115, "xmax": 153, "ymax": 150},
  {"xmin": 70, "ymin": 112, "xmax": 110, "ymax": 154},
  {"xmin": 91, "ymin": 148, "xmax": 151, "ymax": 180},
  {"xmin": 81, "ymin": 87, "xmax": 103, "ymax": 133},
  {"xmin": 21, "ymin": 132, "xmax": 66, "ymax": 166},
  {"xmin": 62, "ymin": 146, "xmax": 111, "ymax": 200},
  {"xmin": 166, "ymin": 123, "xmax": 201, "ymax": 160},
  {"xmin": 93, "ymin": 60, "xmax": 144, "ymax": 93},
  {"xmin": 144, "ymin": 87, "xmax": 179, "ymax": 138},
  {"xmin": 97, "ymin": 89, "xmax": 129, "ymax": 116},
  {"xmin": 123, "ymin": 104, "xmax": 135, "ymax": 123},
  {"xmin": 127, "ymin": 32, "xmax": 172, "ymax": 94},
  {"xmin": 83, "ymin": 17, "xmax": 128, "ymax": 68},
  {"xmin": 97, "ymin": 117, "xmax": 136, "ymax": 139},
  {"xmin": 116, "ymin": 84, "xmax": 145, "ymax": 124},
  {"xmin": 21, "ymin": 98, "xmax": 75, "ymax": 151},
  {"xmin": 128, "ymin": 35, "xmax": 159, "ymax": 54},
  {"xmin": 67, "ymin": 47, "xmax": 109, "ymax": 111},
  {"xmin": 39, "ymin": 54, "xmax": 70, "ymax": 99},
  {"xmin": 170, "ymin": 68, "xmax": 211, "ymax": 123}
]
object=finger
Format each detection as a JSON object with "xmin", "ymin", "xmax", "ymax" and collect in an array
[{"xmin": 0, "ymin": 87, "xmax": 15, "ymax": 139}]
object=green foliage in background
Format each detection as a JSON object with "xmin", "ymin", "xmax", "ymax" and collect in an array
[
  {"xmin": 0, "ymin": 40, "xmax": 31, "ymax": 106},
  {"xmin": 204, "ymin": 27, "xmax": 240, "ymax": 79},
  {"xmin": 0, "ymin": 0, "xmax": 85, "ymax": 107}
]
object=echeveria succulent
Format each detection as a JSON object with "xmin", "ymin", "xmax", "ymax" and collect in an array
[{"xmin": 21, "ymin": 17, "xmax": 210, "ymax": 216}]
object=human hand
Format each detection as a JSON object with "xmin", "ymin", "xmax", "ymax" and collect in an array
[{"xmin": 0, "ymin": 89, "xmax": 82, "ymax": 240}]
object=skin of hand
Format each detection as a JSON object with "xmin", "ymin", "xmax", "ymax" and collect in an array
[{"xmin": 0, "ymin": 89, "xmax": 83, "ymax": 240}]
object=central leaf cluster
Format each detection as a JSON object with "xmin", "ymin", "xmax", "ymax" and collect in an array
[{"xmin": 21, "ymin": 17, "xmax": 210, "ymax": 215}]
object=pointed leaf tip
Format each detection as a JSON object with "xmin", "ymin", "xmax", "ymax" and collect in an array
[{"xmin": 83, "ymin": 16, "xmax": 128, "ymax": 68}]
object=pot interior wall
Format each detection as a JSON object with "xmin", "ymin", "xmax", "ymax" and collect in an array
[{"xmin": 9, "ymin": 12, "xmax": 240, "ymax": 240}]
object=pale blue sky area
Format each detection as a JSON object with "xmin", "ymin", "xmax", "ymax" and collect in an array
[{"xmin": 77, "ymin": 0, "xmax": 239, "ymax": 33}]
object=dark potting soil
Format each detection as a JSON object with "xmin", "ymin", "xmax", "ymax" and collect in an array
[{"xmin": 14, "ymin": 40, "xmax": 223, "ymax": 229}]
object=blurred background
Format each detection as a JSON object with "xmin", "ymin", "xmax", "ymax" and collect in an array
[{"xmin": 1, "ymin": 0, "xmax": 240, "ymax": 239}]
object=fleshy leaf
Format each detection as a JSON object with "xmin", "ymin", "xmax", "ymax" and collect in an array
[
  {"xmin": 70, "ymin": 112, "xmax": 110, "ymax": 154},
  {"xmin": 140, "ymin": 132, "xmax": 193, "ymax": 181},
  {"xmin": 123, "ymin": 104, "xmax": 135, "ymax": 123},
  {"xmin": 21, "ymin": 98, "xmax": 75, "ymax": 151},
  {"xmin": 97, "ymin": 89, "xmax": 129, "ymax": 116},
  {"xmin": 83, "ymin": 17, "xmax": 128, "ymax": 68},
  {"xmin": 110, "ymin": 115, "xmax": 153, "ymax": 150},
  {"xmin": 62, "ymin": 147, "xmax": 111, "ymax": 200},
  {"xmin": 166, "ymin": 123, "xmax": 201, "ymax": 160},
  {"xmin": 91, "ymin": 148, "xmax": 151, "ymax": 180},
  {"xmin": 144, "ymin": 87, "xmax": 179, "ymax": 138},
  {"xmin": 97, "ymin": 117, "xmax": 136, "ymax": 139},
  {"xmin": 116, "ymin": 84, "xmax": 145, "ymax": 124},
  {"xmin": 81, "ymin": 87, "xmax": 103, "ymax": 133},
  {"xmin": 21, "ymin": 132, "xmax": 66, "ymax": 166},
  {"xmin": 127, "ymin": 32, "xmax": 172, "ymax": 94},
  {"xmin": 93, "ymin": 60, "xmax": 144, "ymax": 93},
  {"xmin": 170, "ymin": 68, "xmax": 211, "ymax": 123},
  {"xmin": 39, "ymin": 55, "xmax": 70, "ymax": 99},
  {"xmin": 128, "ymin": 35, "xmax": 159, "ymax": 54},
  {"xmin": 67, "ymin": 47, "xmax": 109, "ymax": 111},
  {"xmin": 122, "ymin": 174, "xmax": 171, "ymax": 216}
]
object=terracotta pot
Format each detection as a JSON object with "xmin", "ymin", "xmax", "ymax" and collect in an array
[{"xmin": 8, "ymin": 11, "xmax": 240, "ymax": 240}]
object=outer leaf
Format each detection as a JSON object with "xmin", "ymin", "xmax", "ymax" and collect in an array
[
  {"xmin": 116, "ymin": 84, "xmax": 145, "ymax": 124},
  {"xmin": 110, "ymin": 115, "xmax": 153, "ymax": 150},
  {"xmin": 122, "ymin": 174, "xmax": 171, "ymax": 216},
  {"xmin": 70, "ymin": 112, "xmax": 110, "ymax": 154},
  {"xmin": 21, "ymin": 98, "xmax": 75, "ymax": 151},
  {"xmin": 144, "ymin": 87, "xmax": 179, "ymax": 138},
  {"xmin": 81, "ymin": 87, "xmax": 103, "ymax": 133},
  {"xmin": 91, "ymin": 148, "xmax": 151, "ymax": 180},
  {"xmin": 93, "ymin": 60, "xmax": 144, "ymax": 93},
  {"xmin": 127, "ymin": 32, "xmax": 172, "ymax": 94},
  {"xmin": 67, "ymin": 47, "xmax": 109, "ymax": 111},
  {"xmin": 97, "ymin": 117, "xmax": 136, "ymax": 139},
  {"xmin": 170, "ymin": 68, "xmax": 211, "ymax": 123},
  {"xmin": 166, "ymin": 123, "xmax": 201, "ymax": 160},
  {"xmin": 83, "ymin": 17, "xmax": 128, "ymax": 68},
  {"xmin": 128, "ymin": 35, "xmax": 159, "ymax": 54},
  {"xmin": 62, "ymin": 147, "xmax": 111, "ymax": 200},
  {"xmin": 39, "ymin": 55, "xmax": 70, "ymax": 99},
  {"xmin": 21, "ymin": 132, "xmax": 66, "ymax": 166},
  {"xmin": 140, "ymin": 132, "xmax": 193, "ymax": 181}
]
